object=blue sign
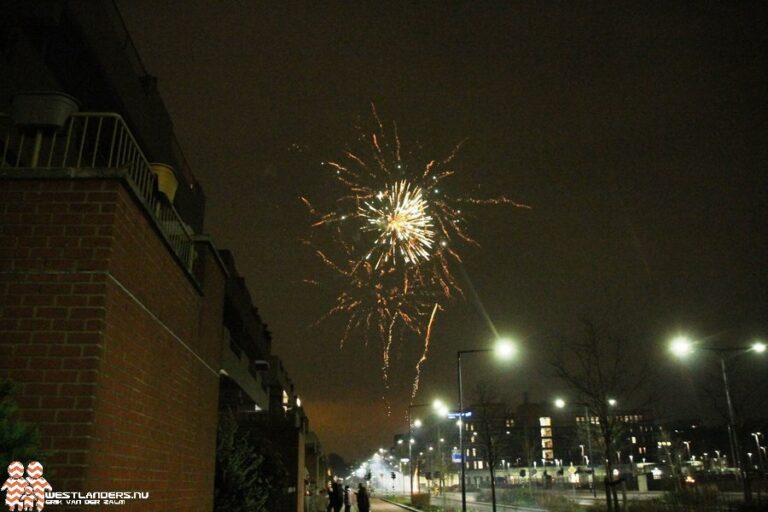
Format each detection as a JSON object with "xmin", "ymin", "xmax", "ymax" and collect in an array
[{"xmin": 451, "ymin": 451, "xmax": 462, "ymax": 464}]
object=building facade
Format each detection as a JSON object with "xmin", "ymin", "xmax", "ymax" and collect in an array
[{"xmin": 1, "ymin": 2, "xmax": 322, "ymax": 510}]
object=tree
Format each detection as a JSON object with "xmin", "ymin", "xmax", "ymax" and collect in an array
[
  {"xmin": 214, "ymin": 412, "xmax": 269, "ymax": 512},
  {"xmin": 214, "ymin": 411, "xmax": 289, "ymax": 512},
  {"xmin": 549, "ymin": 319, "xmax": 654, "ymax": 512},
  {"xmin": 470, "ymin": 380, "xmax": 512, "ymax": 512},
  {"xmin": 0, "ymin": 380, "xmax": 43, "ymax": 464}
]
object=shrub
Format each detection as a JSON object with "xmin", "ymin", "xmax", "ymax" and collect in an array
[
  {"xmin": 0, "ymin": 380, "xmax": 44, "ymax": 464},
  {"xmin": 411, "ymin": 493, "xmax": 431, "ymax": 509}
]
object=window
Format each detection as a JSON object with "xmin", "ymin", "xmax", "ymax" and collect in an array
[
  {"xmin": 631, "ymin": 436, "xmax": 637, "ymax": 444},
  {"xmin": 541, "ymin": 427, "xmax": 552, "ymax": 438},
  {"xmin": 541, "ymin": 439, "xmax": 553, "ymax": 449},
  {"xmin": 477, "ymin": 461, "xmax": 484, "ymax": 469},
  {"xmin": 539, "ymin": 417, "xmax": 551, "ymax": 427}
]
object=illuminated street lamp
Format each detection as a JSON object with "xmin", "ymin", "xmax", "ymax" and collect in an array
[
  {"xmin": 553, "ymin": 397, "xmax": 603, "ymax": 497},
  {"xmin": 407, "ymin": 399, "xmax": 447, "ymax": 501},
  {"xmin": 457, "ymin": 338, "xmax": 517, "ymax": 512},
  {"xmin": 751, "ymin": 433, "xmax": 764, "ymax": 472},
  {"xmin": 669, "ymin": 335, "xmax": 766, "ymax": 484}
]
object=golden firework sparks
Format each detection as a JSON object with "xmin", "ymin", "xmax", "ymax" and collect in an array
[
  {"xmin": 361, "ymin": 180, "xmax": 435, "ymax": 268},
  {"xmin": 303, "ymin": 104, "xmax": 529, "ymax": 400}
]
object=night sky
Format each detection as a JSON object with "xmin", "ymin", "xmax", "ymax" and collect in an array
[{"xmin": 117, "ymin": 2, "xmax": 767, "ymax": 462}]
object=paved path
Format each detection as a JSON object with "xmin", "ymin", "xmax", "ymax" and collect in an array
[{"xmin": 370, "ymin": 497, "xmax": 410, "ymax": 510}]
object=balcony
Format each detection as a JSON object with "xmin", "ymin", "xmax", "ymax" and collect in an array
[{"xmin": 0, "ymin": 112, "xmax": 196, "ymax": 272}]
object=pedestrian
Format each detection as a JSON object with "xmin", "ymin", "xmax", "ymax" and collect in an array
[
  {"xmin": 355, "ymin": 482, "xmax": 370, "ymax": 512},
  {"xmin": 325, "ymin": 483, "xmax": 333, "ymax": 512},
  {"xmin": 330, "ymin": 481, "xmax": 343, "ymax": 512},
  {"xmin": 343, "ymin": 485, "xmax": 351, "ymax": 512},
  {"xmin": 318, "ymin": 487, "xmax": 329, "ymax": 512}
]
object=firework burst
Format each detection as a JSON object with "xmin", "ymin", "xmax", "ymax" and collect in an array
[
  {"xmin": 303, "ymin": 104, "xmax": 529, "ymax": 400},
  {"xmin": 361, "ymin": 180, "xmax": 435, "ymax": 268}
]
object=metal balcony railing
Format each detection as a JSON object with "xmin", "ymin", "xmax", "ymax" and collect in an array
[{"xmin": 0, "ymin": 112, "xmax": 196, "ymax": 272}]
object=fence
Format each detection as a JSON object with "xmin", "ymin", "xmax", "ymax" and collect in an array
[{"xmin": 0, "ymin": 112, "xmax": 196, "ymax": 271}]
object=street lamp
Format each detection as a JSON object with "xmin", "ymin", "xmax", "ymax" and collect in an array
[
  {"xmin": 457, "ymin": 338, "xmax": 516, "ymax": 512},
  {"xmin": 407, "ymin": 399, "xmax": 447, "ymax": 501},
  {"xmin": 554, "ymin": 398, "xmax": 597, "ymax": 497},
  {"xmin": 669, "ymin": 335, "xmax": 766, "ymax": 480},
  {"xmin": 751, "ymin": 433, "xmax": 764, "ymax": 472},
  {"xmin": 683, "ymin": 441, "xmax": 691, "ymax": 460}
]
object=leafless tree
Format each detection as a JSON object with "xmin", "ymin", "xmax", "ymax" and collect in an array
[
  {"xmin": 470, "ymin": 380, "xmax": 513, "ymax": 512},
  {"xmin": 549, "ymin": 319, "xmax": 655, "ymax": 512}
]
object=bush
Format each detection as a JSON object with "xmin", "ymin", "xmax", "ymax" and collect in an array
[
  {"xmin": 0, "ymin": 380, "xmax": 44, "ymax": 464},
  {"xmin": 214, "ymin": 412, "xmax": 289, "ymax": 512},
  {"xmin": 214, "ymin": 412, "xmax": 269, "ymax": 512},
  {"xmin": 411, "ymin": 493, "xmax": 431, "ymax": 509}
]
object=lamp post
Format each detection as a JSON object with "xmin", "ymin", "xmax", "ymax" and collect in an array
[
  {"xmin": 407, "ymin": 400, "xmax": 447, "ymax": 502},
  {"xmin": 670, "ymin": 337, "xmax": 766, "ymax": 481},
  {"xmin": 407, "ymin": 405, "xmax": 426, "ymax": 501},
  {"xmin": 554, "ymin": 398, "xmax": 597, "ymax": 497},
  {"xmin": 457, "ymin": 339, "xmax": 516, "ymax": 512},
  {"xmin": 751, "ymin": 433, "xmax": 764, "ymax": 473},
  {"xmin": 683, "ymin": 441, "xmax": 691, "ymax": 461}
]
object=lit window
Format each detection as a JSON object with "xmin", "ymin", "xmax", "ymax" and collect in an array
[
  {"xmin": 541, "ymin": 427, "xmax": 552, "ymax": 437},
  {"xmin": 539, "ymin": 417, "xmax": 552, "ymax": 427},
  {"xmin": 477, "ymin": 461, "xmax": 484, "ymax": 469},
  {"xmin": 631, "ymin": 436, "xmax": 637, "ymax": 444}
]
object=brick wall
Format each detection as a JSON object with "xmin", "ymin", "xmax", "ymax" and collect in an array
[{"xmin": 0, "ymin": 177, "xmax": 225, "ymax": 511}]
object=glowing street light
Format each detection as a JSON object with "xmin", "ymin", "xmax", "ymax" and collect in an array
[
  {"xmin": 494, "ymin": 338, "xmax": 517, "ymax": 360},
  {"xmin": 670, "ymin": 336, "xmax": 694, "ymax": 358},
  {"xmin": 552, "ymin": 397, "xmax": 597, "ymax": 497},
  {"xmin": 433, "ymin": 399, "xmax": 450, "ymax": 418},
  {"xmin": 407, "ymin": 398, "xmax": 447, "ymax": 501},
  {"xmin": 457, "ymin": 337, "xmax": 519, "ymax": 512},
  {"xmin": 668, "ymin": 333, "xmax": 767, "ymax": 488}
]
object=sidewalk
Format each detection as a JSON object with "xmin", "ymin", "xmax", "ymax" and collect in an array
[{"xmin": 370, "ymin": 497, "xmax": 415, "ymax": 510}]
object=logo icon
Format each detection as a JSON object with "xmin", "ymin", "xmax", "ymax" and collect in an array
[{"xmin": 2, "ymin": 461, "xmax": 52, "ymax": 511}]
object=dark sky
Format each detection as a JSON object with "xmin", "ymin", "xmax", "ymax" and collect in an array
[{"xmin": 117, "ymin": 2, "xmax": 768, "ymax": 462}]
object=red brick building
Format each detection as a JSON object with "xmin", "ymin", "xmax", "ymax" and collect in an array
[
  {"xmin": 0, "ymin": 2, "xmax": 328, "ymax": 511},
  {"xmin": 0, "ymin": 176, "xmax": 226, "ymax": 510}
]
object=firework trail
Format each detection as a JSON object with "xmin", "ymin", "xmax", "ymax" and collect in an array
[
  {"xmin": 411, "ymin": 303, "xmax": 440, "ymax": 401},
  {"xmin": 303, "ymin": 104, "xmax": 528, "ymax": 399}
]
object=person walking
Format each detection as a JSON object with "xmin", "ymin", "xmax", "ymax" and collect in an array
[
  {"xmin": 343, "ymin": 485, "xmax": 351, "ymax": 512},
  {"xmin": 330, "ymin": 481, "xmax": 343, "ymax": 512},
  {"xmin": 325, "ymin": 481, "xmax": 336, "ymax": 512},
  {"xmin": 355, "ymin": 483, "xmax": 370, "ymax": 512}
]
